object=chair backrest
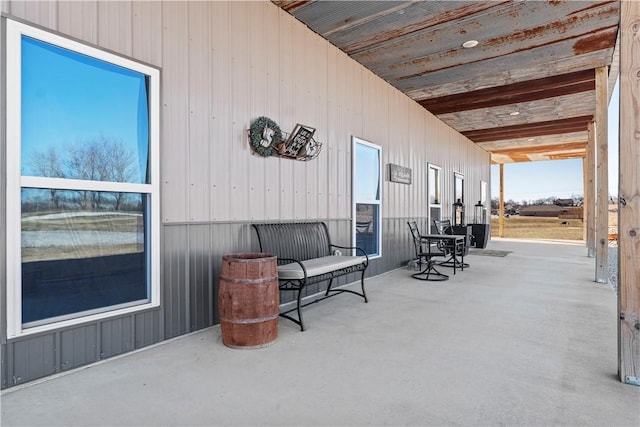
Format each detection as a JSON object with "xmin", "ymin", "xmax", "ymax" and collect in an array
[
  {"xmin": 433, "ymin": 219, "xmax": 453, "ymax": 235},
  {"xmin": 407, "ymin": 221, "xmax": 423, "ymax": 256},
  {"xmin": 407, "ymin": 221, "xmax": 420, "ymax": 240}
]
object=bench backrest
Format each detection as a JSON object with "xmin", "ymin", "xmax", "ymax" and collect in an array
[{"xmin": 252, "ymin": 222, "xmax": 332, "ymax": 261}]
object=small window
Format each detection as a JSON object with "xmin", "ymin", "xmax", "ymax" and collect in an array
[
  {"xmin": 352, "ymin": 137, "xmax": 382, "ymax": 258},
  {"xmin": 6, "ymin": 20, "xmax": 160, "ymax": 337},
  {"xmin": 428, "ymin": 164, "xmax": 442, "ymax": 233},
  {"xmin": 454, "ymin": 172, "xmax": 464, "ymax": 203}
]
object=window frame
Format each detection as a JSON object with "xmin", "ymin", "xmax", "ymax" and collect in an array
[
  {"xmin": 351, "ymin": 136, "xmax": 382, "ymax": 259},
  {"xmin": 454, "ymin": 172, "xmax": 464, "ymax": 203},
  {"xmin": 428, "ymin": 163, "xmax": 442, "ymax": 233},
  {"xmin": 5, "ymin": 19, "xmax": 161, "ymax": 338}
]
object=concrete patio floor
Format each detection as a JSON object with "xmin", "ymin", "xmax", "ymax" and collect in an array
[{"xmin": 1, "ymin": 239, "xmax": 639, "ymax": 426}]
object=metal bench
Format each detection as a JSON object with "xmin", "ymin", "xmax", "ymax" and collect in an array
[{"xmin": 252, "ymin": 222, "xmax": 369, "ymax": 331}]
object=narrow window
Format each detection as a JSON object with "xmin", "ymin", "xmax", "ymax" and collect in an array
[
  {"xmin": 352, "ymin": 137, "xmax": 382, "ymax": 258},
  {"xmin": 428, "ymin": 164, "xmax": 441, "ymax": 233},
  {"xmin": 453, "ymin": 172, "xmax": 465, "ymax": 226},
  {"xmin": 454, "ymin": 172, "xmax": 464, "ymax": 203},
  {"xmin": 6, "ymin": 20, "xmax": 160, "ymax": 337}
]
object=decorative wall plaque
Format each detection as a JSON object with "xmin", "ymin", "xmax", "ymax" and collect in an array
[
  {"xmin": 249, "ymin": 117, "xmax": 322, "ymax": 161},
  {"xmin": 389, "ymin": 163, "xmax": 412, "ymax": 184}
]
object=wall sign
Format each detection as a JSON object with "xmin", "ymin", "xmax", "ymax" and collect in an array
[
  {"xmin": 249, "ymin": 117, "xmax": 322, "ymax": 161},
  {"xmin": 278, "ymin": 124, "xmax": 319, "ymax": 160},
  {"xmin": 389, "ymin": 163, "xmax": 412, "ymax": 184}
]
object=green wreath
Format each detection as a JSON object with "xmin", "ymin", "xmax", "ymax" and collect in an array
[{"xmin": 249, "ymin": 116, "xmax": 282, "ymax": 157}]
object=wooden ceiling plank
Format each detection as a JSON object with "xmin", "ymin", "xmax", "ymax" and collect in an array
[
  {"xmin": 548, "ymin": 153, "xmax": 586, "ymax": 160},
  {"xmin": 334, "ymin": 1, "xmax": 508, "ymax": 55},
  {"xmin": 405, "ymin": 50, "xmax": 612, "ymax": 99},
  {"xmin": 352, "ymin": 1, "xmax": 618, "ymax": 75},
  {"xmin": 419, "ymin": 70, "xmax": 594, "ymax": 114},
  {"xmin": 463, "ymin": 115, "xmax": 593, "ymax": 142},
  {"xmin": 392, "ymin": 30, "xmax": 617, "ymax": 93},
  {"xmin": 490, "ymin": 142, "xmax": 587, "ymax": 155},
  {"xmin": 476, "ymin": 131, "xmax": 588, "ymax": 151},
  {"xmin": 466, "ymin": 124, "xmax": 590, "ymax": 143},
  {"xmin": 272, "ymin": 0, "xmax": 315, "ymax": 14},
  {"xmin": 436, "ymin": 91, "xmax": 595, "ymax": 132}
]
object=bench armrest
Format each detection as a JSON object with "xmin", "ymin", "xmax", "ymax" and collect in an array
[{"xmin": 330, "ymin": 244, "xmax": 369, "ymax": 265}]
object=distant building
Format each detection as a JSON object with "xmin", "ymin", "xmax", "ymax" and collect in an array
[
  {"xmin": 520, "ymin": 204, "xmax": 583, "ymax": 219},
  {"xmin": 520, "ymin": 204, "xmax": 565, "ymax": 217},
  {"xmin": 554, "ymin": 198, "xmax": 574, "ymax": 207}
]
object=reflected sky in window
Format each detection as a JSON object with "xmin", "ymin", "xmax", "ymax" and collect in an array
[
  {"xmin": 355, "ymin": 143, "xmax": 380, "ymax": 201},
  {"xmin": 21, "ymin": 36, "xmax": 149, "ymax": 183}
]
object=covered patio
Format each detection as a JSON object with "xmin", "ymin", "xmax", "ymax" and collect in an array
[{"xmin": 2, "ymin": 239, "xmax": 638, "ymax": 426}]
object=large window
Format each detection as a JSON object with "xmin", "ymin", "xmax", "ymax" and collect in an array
[
  {"xmin": 6, "ymin": 20, "xmax": 160, "ymax": 337},
  {"xmin": 352, "ymin": 137, "xmax": 382, "ymax": 258}
]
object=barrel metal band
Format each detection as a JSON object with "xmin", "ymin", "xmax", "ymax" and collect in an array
[
  {"xmin": 220, "ymin": 313, "xmax": 279, "ymax": 324},
  {"xmin": 219, "ymin": 275, "xmax": 278, "ymax": 284}
]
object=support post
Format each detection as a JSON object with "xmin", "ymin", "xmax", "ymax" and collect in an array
[
  {"xmin": 594, "ymin": 66, "xmax": 608, "ymax": 283},
  {"xmin": 618, "ymin": 0, "xmax": 640, "ymax": 386},
  {"xmin": 499, "ymin": 163, "xmax": 504, "ymax": 238},
  {"xmin": 586, "ymin": 121, "xmax": 596, "ymax": 257}
]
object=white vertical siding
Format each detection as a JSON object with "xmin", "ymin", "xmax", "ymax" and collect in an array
[
  {"xmin": 262, "ymin": 3, "xmax": 281, "ymax": 220},
  {"xmin": 97, "ymin": 1, "xmax": 132, "ymax": 56},
  {"xmin": 160, "ymin": 1, "xmax": 189, "ymax": 222},
  {"xmin": 5, "ymin": 0, "xmax": 490, "ymax": 224},
  {"xmin": 246, "ymin": 1, "xmax": 267, "ymax": 222},
  {"xmin": 57, "ymin": 1, "xmax": 97, "ymax": 44},
  {"xmin": 229, "ymin": 1, "xmax": 250, "ymax": 222},
  {"xmin": 131, "ymin": 1, "xmax": 162, "ymax": 66},
  {"xmin": 187, "ymin": 1, "xmax": 211, "ymax": 222},
  {"xmin": 209, "ymin": 1, "xmax": 231, "ymax": 222}
]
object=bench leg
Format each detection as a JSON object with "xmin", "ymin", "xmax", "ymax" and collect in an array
[
  {"xmin": 359, "ymin": 271, "xmax": 368, "ymax": 303},
  {"xmin": 324, "ymin": 278, "xmax": 335, "ymax": 296},
  {"xmin": 295, "ymin": 287, "xmax": 305, "ymax": 331},
  {"xmin": 278, "ymin": 284, "xmax": 306, "ymax": 331},
  {"xmin": 325, "ymin": 275, "xmax": 368, "ymax": 303}
]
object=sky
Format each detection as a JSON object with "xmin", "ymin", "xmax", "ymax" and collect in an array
[
  {"xmin": 21, "ymin": 36, "xmax": 149, "ymax": 183},
  {"xmin": 491, "ymin": 78, "xmax": 620, "ymax": 203}
]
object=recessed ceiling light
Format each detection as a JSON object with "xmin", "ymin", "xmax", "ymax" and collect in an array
[
  {"xmin": 509, "ymin": 111, "xmax": 520, "ymax": 116},
  {"xmin": 462, "ymin": 40, "xmax": 479, "ymax": 48}
]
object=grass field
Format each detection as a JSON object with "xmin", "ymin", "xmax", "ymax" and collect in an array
[
  {"xmin": 490, "ymin": 205, "xmax": 618, "ymax": 241},
  {"xmin": 490, "ymin": 216, "xmax": 584, "ymax": 240}
]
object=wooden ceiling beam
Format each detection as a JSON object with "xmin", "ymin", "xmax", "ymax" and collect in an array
[
  {"xmin": 548, "ymin": 152, "xmax": 586, "ymax": 160},
  {"xmin": 271, "ymin": 0, "xmax": 315, "ymax": 13},
  {"xmin": 490, "ymin": 142, "xmax": 587, "ymax": 155},
  {"xmin": 419, "ymin": 70, "xmax": 594, "ymax": 114},
  {"xmin": 462, "ymin": 115, "xmax": 593, "ymax": 143}
]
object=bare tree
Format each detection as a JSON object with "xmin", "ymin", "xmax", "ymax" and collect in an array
[
  {"xmin": 29, "ymin": 137, "xmax": 138, "ymax": 211},
  {"xmin": 65, "ymin": 137, "xmax": 136, "ymax": 210},
  {"xmin": 30, "ymin": 146, "xmax": 65, "ymax": 208},
  {"xmin": 100, "ymin": 138, "xmax": 136, "ymax": 210}
]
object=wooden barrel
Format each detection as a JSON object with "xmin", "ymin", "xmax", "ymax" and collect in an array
[{"xmin": 218, "ymin": 253, "xmax": 279, "ymax": 349}]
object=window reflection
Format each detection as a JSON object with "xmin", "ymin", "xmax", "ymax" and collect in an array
[
  {"xmin": 455, "ymin": 173, "xmax": 464, "ymax": 203},
  {"xmin": 21, "ymin": 36, "xmax": 149, "ymax": 184},
  {"xmin": 355, "ymin": 144, "xmax": 380, "ymax": 201},
  {"xmin": 21, "ymin": 189, "xmax": 148, "ymax": 325},
  {"xmin": 429, "ymin": 166, "xmax": 440, "ymax": 205},
  {"xmin": 355, "ymin": 203, "xmax": 379, "ymax": 256}
]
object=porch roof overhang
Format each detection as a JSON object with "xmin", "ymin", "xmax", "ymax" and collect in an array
[{"xmin": 273, "ymin": 0, "xmax": 620, "ymax": 165}]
